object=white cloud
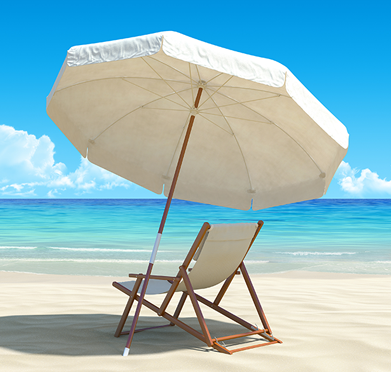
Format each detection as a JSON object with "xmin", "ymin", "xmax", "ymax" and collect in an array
[
  {"xmin": 48, "ymin": 176, "xmax": 74, "ymax": 188},
  {"xmin": 337, "ymin": 161, "xmax": 391, "ymax": 196},
  {"xmin": 0, "ymin": 184, "xmax": 36, "ymax": 197},
  {"xmin": 10, "ymin": 184, "xmax": 24, "ymax": 192},
  {"xmin": 0, "ymin": 125, "xmax": 132, "ymax": 197},
  {"xmin": 0, "ymin": 124, "xmax": 66, "ymax": 184},
  {"xmin": 69, "ymin": 157, "xmax": 130, "ymax": 194},
  {"xmin": 47, "ymin": 189, "xmax": 59, "ymax": 198}
]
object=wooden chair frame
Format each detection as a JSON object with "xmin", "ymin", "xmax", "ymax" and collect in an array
[{"xmin": 113, "ymin": 221, "xmax": 282, "ymax": 355}]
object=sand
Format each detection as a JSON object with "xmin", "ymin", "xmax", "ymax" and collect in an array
[{"xmin": 1, "ymin": 270, "xmax": 390, "ymax": 372}]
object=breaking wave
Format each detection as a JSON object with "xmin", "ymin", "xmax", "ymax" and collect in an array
[
  {"xmin": 0, "ymin": 246, "xmax": 37, "ymax": 250},
  {"xmin": 49, "ymin": 247, "xmax": 152, "ymax": 253},
  {"xmin": 277, "ymin": 252, "xmax": 357, "ymax": 256},
  {"xmin": 0, "ymin": 258, "xmax": 183, "ymax": 263}
]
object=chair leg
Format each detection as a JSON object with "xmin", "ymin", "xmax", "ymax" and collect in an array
[
  {"xmin": 123, "ymin": 263, "xmax": 154, "ymax": 356},
  {"xmin": 179, "ymin": 266, "xmax": 213, "ymax": 347},
  {"xmin": 240, "ymin": 262, "xmax": 272, "ymax": 334},
  {"xmin": 170, "ymin": 292, "xmax": 188, "ymax": 325},
  {"xmin": 114, "ymin": 277, "xmax": 143, "ymax": 337},
  {"xmin": 213, "ymin": 271, "xmax": 236, "ymax": 306},
  {"xmin": 115, "ymin": 296, "xmax": 136, "ymax": 337}
]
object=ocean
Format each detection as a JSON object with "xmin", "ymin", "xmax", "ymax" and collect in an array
[{"xmin": 0, "ymin": 199, "xmax": 390, "ymax": 276}]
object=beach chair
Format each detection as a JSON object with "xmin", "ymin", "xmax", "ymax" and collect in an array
[{"xmin": 113, "ymin": 221, "xmax": 281, "ymax": 355}]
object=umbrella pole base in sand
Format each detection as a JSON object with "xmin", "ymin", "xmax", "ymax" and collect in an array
[{"xmin": 122, "ymin": 262, "xmax": 154, "ymax": 354}]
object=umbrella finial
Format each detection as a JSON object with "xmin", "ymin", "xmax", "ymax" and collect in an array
[
  {"xmin": 190, "ymin": 108, "xmax": 199, "ymax": 116},
  {"xmin": 197, "ymin": 80, "xmax": 207, "ymax": 88}
]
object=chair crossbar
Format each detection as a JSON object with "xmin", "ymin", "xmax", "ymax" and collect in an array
[
  {"xmin": 212, "ymin": 330, "xmax": 282, "ymax": 355},
  {"xmin": 195, "ymin": 294, "xmax": 262, "ymax": 333},
  {"xmin": 221, "ymin": 339, "xmax": 281, "ymax": 355},
  {"xmin": 128, "ymin": 273, "xmax": 179, "ymax": 281},
  {"xmin": 214, "ymin": 329, "xmax": 267, "ymax": 342},
  {"xmin": 135, "ymin": 294, "xmax": 207, "ymax": 344}
]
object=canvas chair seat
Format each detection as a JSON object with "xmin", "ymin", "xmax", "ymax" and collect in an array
[
  {"xmin": 117, "ymin": 223, "xmax": 258, "ymax": 295},
  {"xmin": 117, "ymin": 279, "xmax": 172, "ymax": 295},
  {"xmin": 113, "ymin": 221, "xmax": 281, "ymax": 355}
]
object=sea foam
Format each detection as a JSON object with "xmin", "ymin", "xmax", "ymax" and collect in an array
[
  {"xmin": 277, "ymin": 251, "xmax": 357, "ymax": 256},
  {"xmin": 0, "ymin": 246, "xmax": 37, "ymax": 250}
]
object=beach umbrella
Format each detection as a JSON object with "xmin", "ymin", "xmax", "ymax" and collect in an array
[{"xmin": 46, "ymin": 31, "xmax": 349, "ymax": 354}]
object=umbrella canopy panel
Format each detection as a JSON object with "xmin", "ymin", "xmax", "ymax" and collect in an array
[{"xmin": 47, "ymin": 32, "xmax": 348, "ymax": 210}]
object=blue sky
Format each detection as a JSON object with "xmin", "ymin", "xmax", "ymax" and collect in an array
[{"xmin": 1, "ymin": 1, "xmax": 390, "ymax": 199}]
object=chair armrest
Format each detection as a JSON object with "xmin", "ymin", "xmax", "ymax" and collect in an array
[{"xmin": 128, "ymin": 273, "xmax": 180, "ymax": 281}]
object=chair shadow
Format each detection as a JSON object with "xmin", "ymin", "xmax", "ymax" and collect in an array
[{"xmin": 0, "ymin": 313, "xmax": 265, "ymax": 356}]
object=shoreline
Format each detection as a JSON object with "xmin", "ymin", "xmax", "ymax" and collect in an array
[{"xmin": 1, "ymin": 269, "xmax": 389, "ymax": 282}]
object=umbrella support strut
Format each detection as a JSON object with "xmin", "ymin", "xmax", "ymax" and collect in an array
[{"xmin": 123, "ymin": 87, "xmax": 204, "ymax": 356}]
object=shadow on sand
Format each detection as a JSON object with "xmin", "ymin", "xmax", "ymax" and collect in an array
[{"xmin": 0, "ymin": 313, "xmax": 266, "ymax": 356}]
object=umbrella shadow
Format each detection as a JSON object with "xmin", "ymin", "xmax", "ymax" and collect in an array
[{"xmin": 0, "ymin": 313, "xmax": 264, "ymax": 356}]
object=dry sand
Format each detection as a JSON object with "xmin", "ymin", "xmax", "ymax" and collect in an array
[{"xmin": 1, "ymin": 271, "xmax": 390, "ymax": 372}]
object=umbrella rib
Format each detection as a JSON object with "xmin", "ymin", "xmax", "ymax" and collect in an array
[
  {"xmin": 121, "ymin": 78, "xmax": 190, "ymax": 109},
  {"xmin": 267, "ymin": 121, "xmax": 325, "ymax": 175},
  {"xmin": 207, "ymin": 84, "xmax": 290, "ymax": 98},
  {"xmin": 189, "ymin": 63, "xmax": 194, "ymax": 103},
  {"xmin": 91, "ymin": 89, "xmax": 191, "ymax": 142},
  {"xmin": 198, "ymin": 76, "xmax": 234, "ymax": 110},
  {"xmin": 53, "ymin": 76, "xmax": 193, "ymax": 94},
  {"xmin": 53, "ymin": 77, "xmax": 128, "ymax": 92},
  {"xmin": 200, "ymin": 112, "xmax": 271, "ymax": 124},
  {"xmin": 205, "ymin": 88, "xmax": 272, "ymax": 124},
  {"xmin": 208, "ymin": 90, "xmax": 324, "ymax": 175},
  {"xmin": 205, "ymin": 72, "xmax": 224, "ymax": 84},
  {"xmin": 142, "ymin": 57, "xmax": 191, "ymax": 108},
  {"xmin": 147, "ymin": 56, "xmax": 198, "ymax": 84},
  {"xmin": 125, "ymin": 77, "xmax": 193, "ymax": 84},
  {"xmin": 202, "ymin": 89, "xmax": 254, "ymax": 191},
  {"xmin": 195, "ymin": 65, "xmax": 202, "ymax": 82},
  {"xmin": 90, "ymin": 106, "xmax": 144, "ymax": 142},
  {"xmin": 199, "ymin": 95, "xmax": 281, "ymax": 110},
  {"xmin": 198, "ymin": 113, "xmax": 234, "ymax": 135},
  {"xmin": 141, "ymin": 107, "xmax": 188, "ymax": 112}
]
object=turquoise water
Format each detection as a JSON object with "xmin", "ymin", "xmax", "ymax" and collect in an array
[{"xmin": 0, "ymin": 199, "xmax": 390, "ymax": 276}]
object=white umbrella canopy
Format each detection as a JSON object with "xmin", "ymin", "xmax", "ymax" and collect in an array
[{"xmin": 47, "ymin": 31, "xmax": 348, "ymax": 211}]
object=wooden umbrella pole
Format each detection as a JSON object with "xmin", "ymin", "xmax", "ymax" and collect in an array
[{"xmin": 123, "ymin": 87, "xmax": 204, "ymax": 356}]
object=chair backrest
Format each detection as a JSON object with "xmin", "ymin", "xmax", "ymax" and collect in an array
[{"xmin": 176, "ymin": 223, "xmax": 258, "ymax": 292}]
